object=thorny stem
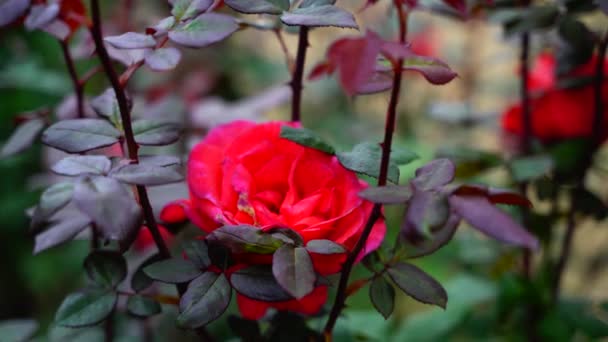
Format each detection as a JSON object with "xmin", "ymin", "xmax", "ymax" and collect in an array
[
  {"xmin": 552, "ymin": 31, "xmax": 608, "ymax": 302},
  {"xmin": 323, "ymin": 4, "xmax": 407, "ymax": 338},
  {"xmin": 59, "ymin": 40, "xmax": 85, "ymax": 119},
  {"xmin": 89, "ymin": 3, "xmax": 214, "ymax": 340},
  {"xmin": 290, "ymin": 26, "xmax": 309, "ymax": 122}
]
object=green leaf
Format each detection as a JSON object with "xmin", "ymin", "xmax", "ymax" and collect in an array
[
  {"xmin": 177, "ymin": 272, "xmax": 232, "ymax": 328},
  {"xmin": 280, "ymin": 126, "xmax": 335, "ymax": 154},
  {"xmin": 55, "ymin": 291, "xmax": 117, "ymax": 327},
  {"xmin": 548, "ymin": 139, "xmax": 589, "ymax": 175},
  {"xmin": 557, "ymin": 299, "xmax": 608, "ymax": 338},
  {"xmin": 168, "ymin": 13, "xmax": 238, "ymax": 48},
  {"xmin": 573, "ymin": 187, "xmax": 608, "ymax": 220},
  {"xmin": 30, "ymin": 182, "xmax": 74, "ymax": 230},
  {"xmin": 509, "ymin": 155, "xmax": 554, "ymax": 182},
  {"xmin": 227, "ymin": 316, "xmax": 262, "ymax": 341},
  {"xmin": 503, "ymin": 5, "xmax": 559, "ymax": 36},
  {"xmin": 84, "ymin": 251, "xmax": 127, "ymax": 288},
  {"xmin": 171, "ymin": 0, "xmax": 213, "ymax": 20},
  {"xmin": 231, "ymin": 265, "xmax": 293, "ymax": 302},
  {"xmin": 370, "ymin": 276, "xmax": 395, "ymax": 319},
  {"xmin": 132, "ymin": 119, "xmax": 182, "ymax": 146},
  {"xmin": 225, "ymin": 0, "xmax": 290, "ymax": 14},
  {"xmin": 437, "ymin": 147, "xmax": 502, "ymax": 178},
  {"xmin": 391, "ymin": 148, "xmax": 419, "ymax": 166},
  {"xmin": 0, "ymin": 319, "xmax": 38, "ymax": 342},
  {"xmin": 299, "ymin": 0, "xmax": 336, "ymax": 8},
  {"xmin": 280, "ymin": 5, "xmax": 358, "ymax": 29},
  {"xmin": 127, "ymin": 295, "xmax": 161, "ymax": 318},
  {"xmin": 359, "ymin": 185, "xmax": 413, "ymax": 204},
  {"xmin": 206, "ymin": 225, "xmax": 283, "ymax": 254},
  {"xmin": 337, "ymin": 142, "xmax": 399, "ymax": 184},
  {"xmin": 272, "ymin": 245, "xmax": 315, "ymax": 299},
  {"xmin": 305, "ymin": 239, "xmax": 345, "ymax": 254},
  {"xmin": 387, "ymin": 262, "xmax": 447, "ymax": 308},
  {"xmin": 0, "ymin": 118, "xmax": 44, "ymax": 158},
  {"xmin": 131, "ymin": 254, "xmax": 162, "ymax": 293},
  {"xmin": 42, "ymin": 119, "xmax": 121, "ymax": 154},
  {"xmin": 143, "ymin": 258, "xmax": 202, "ymax": 283},
  {"xmin": 51, "ymin": 156, "xmax": 112, "ymax": 176},
  {"xmin": 183, "ymin": 240, "xmax": 211, "ymax": 269}
]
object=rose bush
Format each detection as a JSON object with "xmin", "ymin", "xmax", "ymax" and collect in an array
[
  {"xmin": 502, "ymin": 52, "xmax": 608, "ymax": 143},
  {"xmin": 161, "ymin": 121, "xmax": 386, "ymax": 319}
]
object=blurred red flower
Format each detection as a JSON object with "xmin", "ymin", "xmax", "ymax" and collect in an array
[
  {"xmin": 133, "ymin": 225, "xmax": 173, "ymax": 252},
  {"xmin": 162, "ymin": 121, "xmax": 386, "ymax": 319},
  {"xmin": 502, "ymin": 52, "xmax": 608, "ymax": 143}
]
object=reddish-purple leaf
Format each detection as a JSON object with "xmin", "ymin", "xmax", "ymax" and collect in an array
[
  {"xmin": 280, "ymin": 5, "xmax": 358, "ymax": 29},
  {"xmin": 403, "ymin": 188, "xmax": 450, "ymax": 239},
  {"xmin": 414, "ymin": 158, "xmax": 456, "ymax": 191},
  {"xmin": 145, "ymin": 47, "xmax": 182, "ymax": 72},
  {"xmin": 451, "ymin": 184, "xmax": 532, "ymax": 207},
  {"xmin": 387, "ymin": 262, "xmax": 447, "ymax": 308},
  {"xmin": 449, "ymin": 195, "xmax": 539, "ymax": 250},
  {"xmin": 24, "ymin": 3, "xmax": 59, "ymax": 30},
  {"xmin": 404, "ymin": 214, "xmax": 461, "ymax": 259},
  {"xmin": 104, "ymin": 32, "xmax": 157, "ymax": 49},
  {"xmin": 0, "ymin": 0, "xmax": 31, "ymax": 27},
  {"xmin": 168, "ymin": 13, "xmax": 238, "ymax": 48},
  {"xmin": 356, "ymin": 70, "xmax": 394, "ymax": 94}
]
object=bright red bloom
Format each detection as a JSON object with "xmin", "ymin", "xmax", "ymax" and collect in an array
[
  {"xmin": 163, "ymin": 121, "xmax": 386, "ymax": 319},
  {"xmin": 133, "ymin": 225, "xmax": 173, "ymax": 252},
  {"xmin": 501, "ymin": 52, "xmax": 608, "ymax": 143}
]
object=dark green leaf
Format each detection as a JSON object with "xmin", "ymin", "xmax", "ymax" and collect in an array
[
  {"xmin": 359, "ymin": 185, "xmax": 413, "ymax": 204},
  {"xmin": 267, "ymin": 226, "xmax": 304, "ymax": 246},
  {"xmin": 34, "ymin": 216, "xmax": 91, "ymax": 254},
  {"xmin": 370, "ymin": 276, "xmax": 395, "ymax": 319},
  {"xmin": 573, "ymin": 187, "xmax": 608, "ymax": 220},
  {"xmin": 206, "ymin": 225, "xmax": 283, "ymax": 254},
  {"xmin": 337, "ymin": 142, "xmax": 399, "ymax": 184},
  {"xmin": 127, "ymin": 295, "xmax": 161, "ymax": 318},
  {"xmin": 168, "ymin": 13, "xmax": 238, "ymax": 48},
  {"xmin": 0, "ymin": 319, "xmax": 38, "ymax": 342},
  {"xmin": 143, "ymin": 258, "xmax": 202, "ymax": 283},
  {"xmin": 132, "ymin": 120, "xmax": 182, "ymax": 146},
  {"xmin": 131, "ymin": 254, "xmax": 162, "ymax": 292},
  {"xmin": 557, "ymin": 299, "xmax": 608, "ymax": 338},
  {"xmin": 231, "ymin": 265, "xmax": 293, "ymax": 302},
  {"xmin": 55, "ymin": 291, "xmax": 117, "ymax": 327},
  {"xmin": 305, "ymin": 239, "xmax": 345, "ymax": 254},
  {"xmin": 51, "ymin": 156, "xmax": 111, "ymax": 176},
  {"xmin": 548, "ymin": 139, "xmax": 589, "ymax": 175},
  {"xmin": 280, "ymin": 126, "xmax": 335, "ymax": 154},
  {"xmin": 504, "ymin": 5, "xmax": 559, "ymax": 36},
  {"xmin": 509, "ymin": 155, "xmax": 554, "ymax": 182},
  {"xmin": 30, "ymin": 182, "xmax": 74, "ymax": 230},
  {"xmin": 557, "ymin": 17, "xmax": 595, "ymax": 75},
  {"xmin": 171, "ymin": 0, "xmax": 213, "ymax": 20},
  {"xmin": 177, "ymin": 272, "xmax": 232, "ymax": 328},
  {"xmin": 109, "ymin": 164, "xmax": 183, "ymax": 186},
  {"xmin": 227, "ymin": 316, "xmax": 262, "ymax": 341},
  {"xmin": 280, "ymin": 5, "xmax": 358, "ymax": 28},
  {"xmin": 391, "ymin": 148, "xmax": 419, "ymax": 165},
  {"xmin": 0, "ymin": 119, "xmax": 44, "ymax": 158},
  {"xmin": 42, "ymin": 119, "xmax": 121, "ymax": 153},
  {"xmin": 225, "ymin": 0, "xmax": 290, "ymax": 14},
  {"xmin": 387, "ymin": 262, "xmax": 447, "ymax": 308},
  {"xmin": 183, "ymin": 240, "xmax": 211, "ymax": 269},
  {"xmin": 84, "ymin": 251, "xmax": 127, "ymax": 288},
  {"xmin": 73, "ymin": 176, "xmax": 142, "ymax": 242},
  {"xmin": 272, "ymin": 245, "xmax": 315, "ymax": 299}
]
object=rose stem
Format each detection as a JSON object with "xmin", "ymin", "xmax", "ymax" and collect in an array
[
  {"xmin": 552, "ymin": 30, "xmax": 608, "ymax": 301},
  {"xmin": 290, "ymin": 26, "xmax": 309, "ymax": 122},
  {"xmin": 323, "ymin": 3, "xmax": 407, "ymax": 338},
  {"xmin": 89, "ymin": 3, "xmax": 215, "ymax": 340},
  {"xmin": 59, "ymin": 40, "xmax": 85, "ymax": 119}
]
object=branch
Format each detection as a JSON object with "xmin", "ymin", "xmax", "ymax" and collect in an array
[
  {"xmin": 290, "ymin": 26, "xmax": 309, "ymax": 122},
  {"xmin": 323, "ymin": 3, "xmax": 407, "ymax": 337},
  {"xmin": 59, "ymin": 41, "xmax": 85, "ymax": 118},
  {"xmin": 592, "ymin": 31, "xmax": 608, "ymax": 145}
]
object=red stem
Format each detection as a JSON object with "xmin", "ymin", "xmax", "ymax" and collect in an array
[
  {"xmin": 290, "ymin": 26, "xmax": 309, "ymax": 122},
  {"xmin": 323, "ymin": 4, "xmax": 407, "ymax": 338}
]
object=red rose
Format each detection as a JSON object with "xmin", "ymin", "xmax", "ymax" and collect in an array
[
  {"xmin": 133, "ymin": 225, "xmax": 173, "ymax": 252},
  {"xmin": 501, "ymin": 52, "xmax": 608, "ymax": 143},
  {"xmin": 162, "ymin": 121, "xmax": 386, "ymax": 319}
]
